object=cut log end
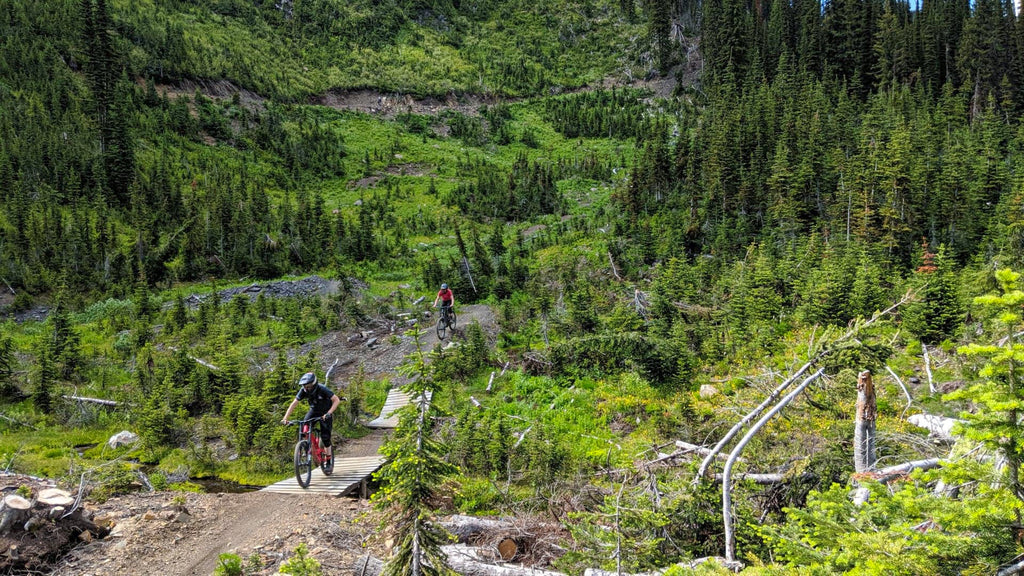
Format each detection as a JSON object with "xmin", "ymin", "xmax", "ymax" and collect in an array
[
  {"xmin": 497, "ymin": 538, "xmax": 518, "ymax": 562},
  {"xmin": 38, "ymin": 488, "xmax": 74, "ymax": 507}
]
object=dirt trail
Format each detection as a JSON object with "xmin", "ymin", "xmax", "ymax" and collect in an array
[
  {"xmin": 54, "ymin": 490, "xmax": 376, "ymax": 576},
  {"xmin": 313, "ymin": 304, "xmax": 497, "ymax": 386},
  {"xmin": 50, "ymin": 305, "xmax": 497, "ymax": 576}
]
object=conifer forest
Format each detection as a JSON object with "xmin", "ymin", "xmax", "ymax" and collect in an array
[{"xmin": 5, "ymin": 0, "xmax": 1024, "ymax": 573}]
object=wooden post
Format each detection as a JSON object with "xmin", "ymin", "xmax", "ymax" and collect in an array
[{"xmin": 854, "ymin": 371, "xmax": 877, "ymax": 473}]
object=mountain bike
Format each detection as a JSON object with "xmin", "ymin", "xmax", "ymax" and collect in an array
[
  {"xmin": 287, "ymin": 417, "xmax": 334, "ymax": 488},
  {"xmin": 436, "ymin": 303, "xmax": 457, "ymax": 339}
]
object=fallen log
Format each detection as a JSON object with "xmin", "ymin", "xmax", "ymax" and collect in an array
[
  {"xmin": 353, "ymin": 545, "xmax": 566, "ymax": 576},
  {"xmin": 650, "ymin": 442, "xmax": 746, "ymax": 466},
  {"xmin": 497, "ymin": 538, "xmax": 518, "ymax": 561},
  {"xmin": 62, "ymin": 395, "xmax": 118, "ymax": 407},
  {"xmin": 0, "ymin": 412, "xmax": 36, "ymax": 430},
  {"xmin": 885, "ymin": 365, "xmax": 912, "ymax": 406},
  {"xmin": 871, "ymin": 458, "xmax": 942, "ymax": 483},
  {"xmin": 996, "ymin": 556, "xmax": 1024, "ymax": 576},
  {"xmin": 712, "ymin": 472, "xmax": 817, "ymax": 485},
  {"xmin": 675, "ymin": 441, "xmax": 740, "ymax": 460},
  {"xmin": 440, "ymin": 515, "xmax": 522, "ymax": 543},
  {"xmin": 923, "ymin": 344, "xmax": 935, "ymax": 394},
  {"xmin": 167, "ymin": 348, "xmax": 220, "ymax": 371}
]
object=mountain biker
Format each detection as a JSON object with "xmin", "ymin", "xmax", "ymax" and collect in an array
[
  {"xmin": 433, "ymin": 283, "xmax": 454, "ymax": 313},
  {"xmin": 281, "ymin": 372, "xmax": 341, "ymax": 461}
]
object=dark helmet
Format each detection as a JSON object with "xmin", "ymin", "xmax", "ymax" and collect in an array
[
  {"xmin": 298, "ymin": 372, "xmax": 317, "ymax": 389},
  {"xmin": 441, "ymin": 283, "xmax": 448, "ymax": 290}
]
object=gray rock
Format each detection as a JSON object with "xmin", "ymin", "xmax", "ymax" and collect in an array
[{"xmin": 107, "ymin": 431, "xmax": 139, "ymax": 449}]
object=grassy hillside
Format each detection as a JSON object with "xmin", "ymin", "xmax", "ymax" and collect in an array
[{"xmin": 111, "ymin": 0, "xmax": 646, "ymax": 100}]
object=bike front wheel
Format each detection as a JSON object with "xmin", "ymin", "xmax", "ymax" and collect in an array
[
  {"xmin": 436, "ymin": 315, "xmax": 447, "ymax": 340},
  {"xmin": 294, "ymin": 440, "xmax": 312, "ymax": 488}
]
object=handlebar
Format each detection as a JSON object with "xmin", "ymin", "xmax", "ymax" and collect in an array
[{"xmin": 284, "ymin": 415, "xmax": 332, "ymax": 426}]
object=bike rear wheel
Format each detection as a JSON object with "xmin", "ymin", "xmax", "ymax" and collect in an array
[
  {"xmin": 449, "ymin": 309, "xmax": 457, "ymax": 329},
  {"xmin": 294, "ymin": 440, "xmax": 312, "ymax": 488}
]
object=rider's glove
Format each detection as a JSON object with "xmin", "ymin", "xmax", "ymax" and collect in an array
[{"xmin": 322, "ymin": 413, "xmax": 333, "ymax": 420}]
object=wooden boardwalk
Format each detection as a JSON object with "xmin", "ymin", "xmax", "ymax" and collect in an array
[
  {"xmin": 366, "ymin": 387, "xmax": 415, "ymax": 428},
  {"xmin": 261, "ymin": 455, "xmax": 385, "ymax": 496},
  {"xmin": 262, "ymin": 387, "xmax": 418, "ymax": 495}
]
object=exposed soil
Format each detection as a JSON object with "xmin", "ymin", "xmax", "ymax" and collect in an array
[
  {"xmin": 47, "ymin": 488, "xmax": 381, "ymax": 576},
  {"xmin": 313, "ymin": 89, "xmax": 495, "ymax": 119},
  {"xmin": 309, "ymin": 303, "xmax": 498, "ymax": 387}
]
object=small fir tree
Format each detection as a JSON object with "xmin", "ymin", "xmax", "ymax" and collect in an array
[
  {"xmin": 373, "ymin": 326, "xmax": 457, "ymax": 576},
  {"xmin": 947, "ymin": 268, "xmax": 1024, "ymax": 502},
  {"xmin": 0, "ymin": 335, "xmax": 15, "ymax": 399}
]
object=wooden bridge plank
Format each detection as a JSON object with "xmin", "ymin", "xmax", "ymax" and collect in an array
[{"xmin": 261, "ymin": 455, "xmax": 385, "ymax": 496}]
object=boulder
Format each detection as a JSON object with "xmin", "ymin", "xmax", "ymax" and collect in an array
[
  {"xmin": 107, "ymin": 431, "xmax": 139, "ymax": 449},
  {"xmin": 699, "ymin": 385, "xmax": 720, "ymax": 398},
  {"xmin": 908, "ymin": 414, "xmax": 963, "ymax": 441}
]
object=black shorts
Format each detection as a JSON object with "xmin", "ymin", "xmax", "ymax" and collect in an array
[{"xmin": 303, "ymin": 409, "xmax": 333, "ymax": 447}]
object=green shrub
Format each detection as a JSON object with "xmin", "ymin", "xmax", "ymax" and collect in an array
[
  {"xmin": 279, "ymin": 543, "xmax": 322, "ymax": 576},
  {"xmin": 214, "ymin": 553, "xmax": 243, "ymax": 576}
]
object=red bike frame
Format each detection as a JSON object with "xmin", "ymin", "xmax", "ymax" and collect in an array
[
  {"xmin": 300, "ymin": 420, "xmax": 327, "ymax": 465},
  {"xmin": 289, "ymin": 417, "xmax": 333, "ymax": 488}
]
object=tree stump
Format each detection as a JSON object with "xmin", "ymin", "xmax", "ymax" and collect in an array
[
  {"xmin": 0, "ymin": 495, "xmax": 31, "ymax": 535},
  {"xmin": 37, "ymin": 488, "xmax": 73, "ymax": 508}
]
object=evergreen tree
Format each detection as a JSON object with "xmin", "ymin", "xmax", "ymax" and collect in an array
[
  {"xmin": 947, "ymin": 268, "xmax": 1024, "ymax": 501},
  {"xmin": 373, "ymin": 327, "xmax": 457, "ymax": 576},
  {"xmin": 902, "ymin": 243, "xmax": 962, "ymax": 343},
  {"xmin": 33, "ymin": 342, "xmax": 55, "ymax": 414},
  {"xmin": 48, "ymin": 288, "xmax": 82, "ymax": 381},
  {"xmin": 0, "ymin": 335, "xmax": 16, "ymax": 400}
]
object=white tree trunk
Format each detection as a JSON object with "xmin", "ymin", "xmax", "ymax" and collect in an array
[{"xmin": 723, "ymin": 368, "xmax": 824, "ymax": 562}]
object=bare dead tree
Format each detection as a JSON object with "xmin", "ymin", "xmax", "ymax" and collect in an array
[
  {"xmin": 923, "ymin": 344, "xmax": 935, "ymax": 394},
  {"xmin": 633, "ymin": 289, "xmax": 648, "ymax": 319},
  {"xmin": 722, "ymin": 368, "xmax": 824, "ymax": 563},
  {"xmin": 696, "ymin": 291, "xmax": 913, "ymax": 482}
]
